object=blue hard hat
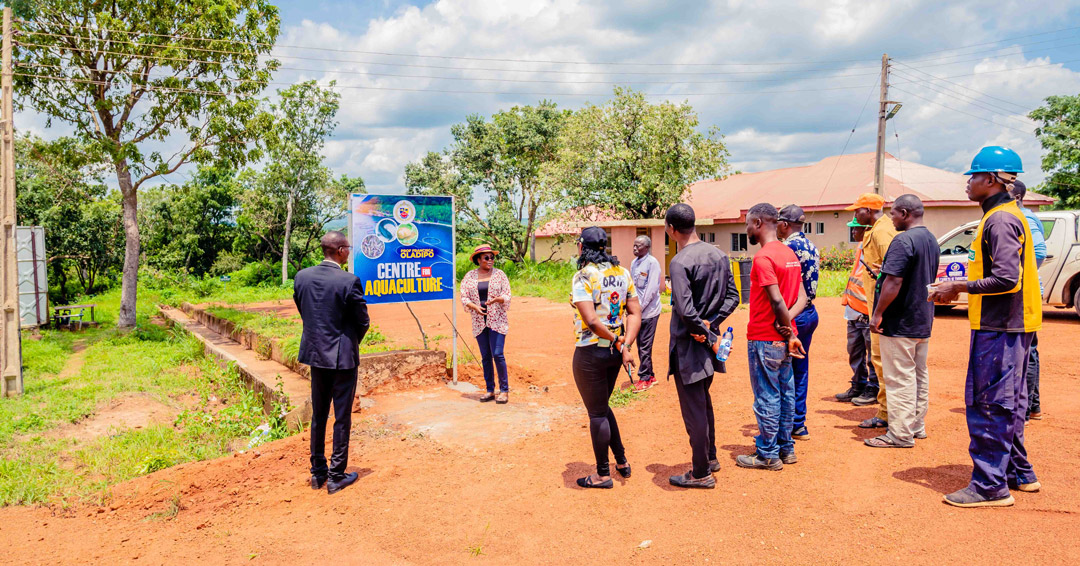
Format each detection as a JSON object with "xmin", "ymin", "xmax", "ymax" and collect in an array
[{"xmin": 964, "ymin": 146, "xmax": 1023, "ymax": 175}]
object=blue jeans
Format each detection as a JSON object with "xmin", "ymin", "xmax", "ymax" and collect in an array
[
  {"xmin": 748, "ymin": 340, "xmax": 796, "ymax": 459},
  {"xmin": 476, "ymin": 328, "xmax": 509, "ymax": 393},
  {"xmin": 791, "ymin": 304, "xmax": 818, "ymax": 431}
]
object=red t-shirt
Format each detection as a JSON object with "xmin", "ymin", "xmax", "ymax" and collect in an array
[{"xmin": 747, "ymin": 240, "xmax": 802, "ymax": 341}]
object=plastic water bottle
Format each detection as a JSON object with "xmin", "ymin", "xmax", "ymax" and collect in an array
[{"xmin": 716, "ymin": 327, "xmax": 734, "ymax": 362}]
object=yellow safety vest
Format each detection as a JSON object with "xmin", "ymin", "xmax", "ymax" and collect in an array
[{"xmin": 968, "ymin": 200, "xmax": 1042, "ymax": 333}]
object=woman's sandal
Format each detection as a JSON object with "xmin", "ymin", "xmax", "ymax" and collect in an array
[
  {"xmin": 615, "ymin": 463, "xmax": 631, "ymax": 478},
  {"xmin": 576, "ymin": 475, "xmax": 613, "ymax": 489},
  {"xmin": 479, "ymin": 392, "xmax": 496, "ymax": 402}
]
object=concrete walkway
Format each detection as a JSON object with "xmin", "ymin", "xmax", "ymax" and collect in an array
[{"xmin": 159, "ymin": 305, "xmax": 312, "ymax": 429}]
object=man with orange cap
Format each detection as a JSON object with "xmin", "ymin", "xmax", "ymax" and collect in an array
[{"xmin": 845, "ymin": 193, "xmax": 897, "ymax": 427}]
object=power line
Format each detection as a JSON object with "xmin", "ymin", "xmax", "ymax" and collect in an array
[
  {"xmin": 17, "ymin": 16, "xmax": 1080, "ymax": 69},
  {"xmin": 889, "ymin": 86, "xmax": 1034, "ymax": 134},
  {"xmin": 892, "ymin": 62, "xmax": 1031, "ymax": 111},
  {"xmin": 16, "ymin": 69, "xmax": 880, "ymax": 97},
  {"xmin": 12, "ymin": 71, "xmax": 231, "ymax": 96},
  {"xmin": 889, "ymin": 70, "xmax": 1036, "ymax": 123},
  {"xmin": 14, "ymin": 59, "xmax": 881, "ymax": 87}
]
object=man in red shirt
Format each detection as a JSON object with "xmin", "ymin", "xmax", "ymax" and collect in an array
[{"xmin": 737, "ymin": 203, "xmax": 806, "ymax": 471}]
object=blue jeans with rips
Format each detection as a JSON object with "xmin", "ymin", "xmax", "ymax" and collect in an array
[{"xmin": 747, "ymin": 340, "xmax": 796, "ymax": 459}]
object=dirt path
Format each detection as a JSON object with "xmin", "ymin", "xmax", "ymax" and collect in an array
[{"xmin": 2, "ymin": 297, "xmax": 1079, "ymax": 565}]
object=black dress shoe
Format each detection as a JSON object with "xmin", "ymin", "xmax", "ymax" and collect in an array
[
  {"xmin": 835, "ymin": 386, "xmax": 863, "ymax": 402},
  {"xmin": 310, "ymin": 476, "xmax": 327, "ymax": 490},
  {"xmin": 851, "ymin": 389, "xmax": 880, "ymax": 406},
  {"xmin": 327, "ymin": 472, "xmax": 359, "ymax": 494}
]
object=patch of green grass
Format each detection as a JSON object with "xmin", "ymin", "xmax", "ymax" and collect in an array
[
  {"xmin": 206, "ymin": 306, "xmax": 391, "ymax": 359},
  {"xmin": 458, "ymin": 254, "xmax": 577, "ymax": 303},
  {"xmin": 609, "ymin": 386, "xmax": 646, "ymax": 408},
  {"xmin": 1, "ymin": 316, "xmax": 293, "ymax": 507},
  {"xmin": 818, "ymin": 270, "xmax": 848, "ymax": 298}
]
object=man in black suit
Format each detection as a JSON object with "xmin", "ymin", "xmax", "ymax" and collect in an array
[
  {"xmin": 664, "ymin": 204, "xmax": 741, "ymax": 489},
  {"xmin": 294, "ymin": 231, "xmax": 370, "ymax": 494}
]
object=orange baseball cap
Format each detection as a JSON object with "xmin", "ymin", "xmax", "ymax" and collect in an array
[{"xmin": 844, "ymin": 193, "xmax": 886, "ymax": 211}]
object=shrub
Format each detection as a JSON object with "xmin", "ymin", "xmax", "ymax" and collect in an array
[
  {"xmin": 819, "ymin": 245, "xmax": 857, "ymax": 272},
  {"xmin": 230, "ymin": 262, "xmax": 278, "ymax": 287}
]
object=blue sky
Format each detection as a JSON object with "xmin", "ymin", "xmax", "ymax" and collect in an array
[{"xmin": 19, "ymin": 0, "xmax": 1080, "ymax": 196}]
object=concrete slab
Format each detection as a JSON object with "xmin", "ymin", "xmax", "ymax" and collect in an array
[{"xmin": 369, "ymin": 385, "xmax": 573, "ymax": 449}]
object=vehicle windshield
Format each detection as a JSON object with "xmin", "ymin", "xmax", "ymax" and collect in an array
[{"xmin": 940, "ymin": 227, "xmax": 976, "ymax": 256}]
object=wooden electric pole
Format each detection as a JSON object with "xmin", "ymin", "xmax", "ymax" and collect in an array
[
  {"xmin": 873, "ymin": 53, "xmax": 890, "ymax": 196},
  {"xmin": 1, "ymin": 6, "xmax": 22, "ymax": 397}
]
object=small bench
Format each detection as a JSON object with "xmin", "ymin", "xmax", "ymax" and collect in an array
[{"xmin": 52, "ymin": 304, "xmax": 97, "ymax": 330}]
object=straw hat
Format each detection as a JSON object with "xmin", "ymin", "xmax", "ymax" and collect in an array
[{"xmin": 470, "ymin": 244, "xmax": 499, "ymax": 263}]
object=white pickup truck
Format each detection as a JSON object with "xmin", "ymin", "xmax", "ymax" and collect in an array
[{"xmin": 935, "ymin": 210, "xmax": 1080, "ymax": 318}]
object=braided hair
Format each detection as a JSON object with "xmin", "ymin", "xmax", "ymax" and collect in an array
[{"xmin": 577, "ymin": 243, "xmax": 619, "ymax": 270}]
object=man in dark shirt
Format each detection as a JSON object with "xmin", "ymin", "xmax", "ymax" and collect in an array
[
  {"xmin": 865, "ymin": 195, "xmax": 938, "ymax": 449},
  {"xmin": 294, "ymin": 231, "xmax": 371, "ymax": 495},
  {"xmin": 664, "ymin": 203, "xmax": 741, "ymax": 489},
  {"xmin": 930, "ymin": 146, "xmax": 1042, "ymax": 508}
]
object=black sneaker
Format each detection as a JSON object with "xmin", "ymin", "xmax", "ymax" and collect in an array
[
  {"xmin": 851, "ymin": 389, "xmax": 880, "ymax": 406},
  {"xmin": 735, "ymin": 454, "xmax": 783, "ymax": 471},
  {"xmin": 779, "ymin": 450, "xmax": 797, "ymax": 465},
  {"xmin": 835, "ymin": 386, "xmax": 863, "ymax": 402}
]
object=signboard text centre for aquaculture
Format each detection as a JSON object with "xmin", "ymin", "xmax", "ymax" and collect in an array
[{"xmin": 349, "ymin": 194, "xmax": 454, "ymax": 305}]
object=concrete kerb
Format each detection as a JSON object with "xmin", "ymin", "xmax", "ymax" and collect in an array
[
  {"xmin": 159, "ymin": 305, "xmax": 312, "ymax": 432},
  {"xmin": 177, "ymin": 302, "xmax": 448, "ymax": 397}
]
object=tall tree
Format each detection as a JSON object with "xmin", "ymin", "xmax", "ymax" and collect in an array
[
  {"xmin": 13, "ymin": 0, "xmax": 279, "ymax": 326},
  {"xmin": 261, "ymin": 80, "xmax": 340, "ymax": 284},
  {"xmin": 544, "ymin": 87, "xmax": 729, "ymax": 220},
  {"xmin": 1030, "ymin": 94, "xmax": 1080, "ymax": 209},
  {"xmin": 405, "ymin": 101, "xmax": 568, "ymax": 262}
]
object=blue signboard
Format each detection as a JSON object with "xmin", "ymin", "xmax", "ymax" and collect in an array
[{"xmin": 349, "ymin": 194, "xmax": 455, "ymax": 305}]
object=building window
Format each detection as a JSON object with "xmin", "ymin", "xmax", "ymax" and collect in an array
[
  {"xmin": 636, "ymin": 227, "xmax": 648, "ymax": 237},
  {"xmin": 699, "ymin": 232, "xmax": 705, "ymax": 242},
  {"xmin": 816, "ymin": 222, "xmax": 825, "ymax": 235},
  {"xmin": 803, "ymin": 222, "xmax": 812, "ymax": 234},
  {"xmin": 708, "ymin": 232, "xmax": 716, "ymax": 243},
  {"xmin": 731, "ymin": 233, "xmax": 747, "ymax": 252}
]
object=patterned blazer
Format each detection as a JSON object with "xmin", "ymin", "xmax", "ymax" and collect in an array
[{"xmin": 460, "ymin": 268, "xmax": 512, "ymax": 336}]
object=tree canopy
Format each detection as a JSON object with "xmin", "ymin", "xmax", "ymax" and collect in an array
[
  {"xmin": 13, "ymin": 0, "xmax": 280, "ymax": 326},
  {"xmin": 405, "ymin": 101, "xmax": 568, "ymax": 262},
  {"xmin": 543, "ymin": 87, "xmax": 729, "ymax": 220},
  {"xmin": 1030, "ymin": 94, "xmax": 1080, "ymax": 209}
]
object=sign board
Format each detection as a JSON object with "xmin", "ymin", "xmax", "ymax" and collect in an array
[
  {"xmin": 349, "ymin": 194, "xmax": 455, "ymax": 305},
  {"xmin": 15, "ymin": 226, "xmax": 47, "ymax": 328}
]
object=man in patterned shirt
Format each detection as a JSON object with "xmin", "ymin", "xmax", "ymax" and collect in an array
[{"xmin": 777, "ymin": 205, "xmax": 819, "ymax": 440}]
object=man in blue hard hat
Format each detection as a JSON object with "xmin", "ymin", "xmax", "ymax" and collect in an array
[{"xmin": 929, "ymin": 146, "xmax": 1042, "ymax": 508}]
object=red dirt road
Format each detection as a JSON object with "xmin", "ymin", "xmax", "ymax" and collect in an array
[{"xmin": 3, "ymin": 297, "xmax": 1079, "ymax": 565}]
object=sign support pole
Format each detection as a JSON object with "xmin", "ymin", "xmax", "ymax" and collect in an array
[{"xmin": 451, "ymin": 196, "xmax": 458, "ymax": 385}]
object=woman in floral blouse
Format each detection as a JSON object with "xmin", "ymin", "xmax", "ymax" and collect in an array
[{"xmin": 460, "ymin": 245, "xmax": 513, "ymax": 403}]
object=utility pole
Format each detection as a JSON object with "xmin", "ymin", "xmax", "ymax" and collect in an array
[
  {"xmin": 873, "ymin": 54, "xmax": 890, "ymax": 196},
  {"xmin": 1, "ymin": 6, "xmax": 22, "ymax": 397}
]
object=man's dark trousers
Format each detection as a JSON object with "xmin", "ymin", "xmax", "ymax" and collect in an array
[
  {"xmin": 310, "ymin": 366, "xmax": 359, "ymax": 482},
  {"xmin": 965, "ymin": 330, "xmax": 1037, "ymax": 498},
  {"xmin": 847, "ymin": 315, "xmax": 878, "ymax": 390},
  {"xmin": 637, "ymin": 315, "xmax": 659, "ymax": 380},
  {"xmin": 1025, "ymin": 334, "xmax": 1040, "ymax": 417},
  {"xmin": 673, "ymin": 367, "xmax": 717, "ymax": 479}
]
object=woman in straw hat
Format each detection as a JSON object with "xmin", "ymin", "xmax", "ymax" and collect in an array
[{"xmin": 460, "ymin": 245, "xmax": 513, "ymax": 403}]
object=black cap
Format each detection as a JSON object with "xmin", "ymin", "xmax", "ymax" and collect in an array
[
  {"xmin": 778, "ymin": 204, "xmax": 805, "ymax": 223},
  {"xmin": 579, "ymin": 226, "xmax": 607, "ymax": 249}
]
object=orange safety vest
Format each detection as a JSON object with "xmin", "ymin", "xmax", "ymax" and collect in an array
[{"xmin": 841, "ymin": 244, "xmax": 869, "ymax": 315}]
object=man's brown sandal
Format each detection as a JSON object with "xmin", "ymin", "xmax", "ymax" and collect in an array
[
  {"xmin": 495, "ymin": 392, "xmax": 509, "ymax": 404},
  {"xmin": 479, "ymin": 392, "xmax": 496, "ymax": 402}
]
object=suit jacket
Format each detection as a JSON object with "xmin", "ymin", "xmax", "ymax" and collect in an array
[
  {"xmin": 668, "ymin": 242, "xmax": 740, "ymax": 384},
  {"xmin": 293, "ymin": 261, "xmax": 371, "ymax": 370}
]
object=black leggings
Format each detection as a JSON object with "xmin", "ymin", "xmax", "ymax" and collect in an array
[{"xmin": 572, "ymin": 345, "xmax": 627, "ymax": 476}]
